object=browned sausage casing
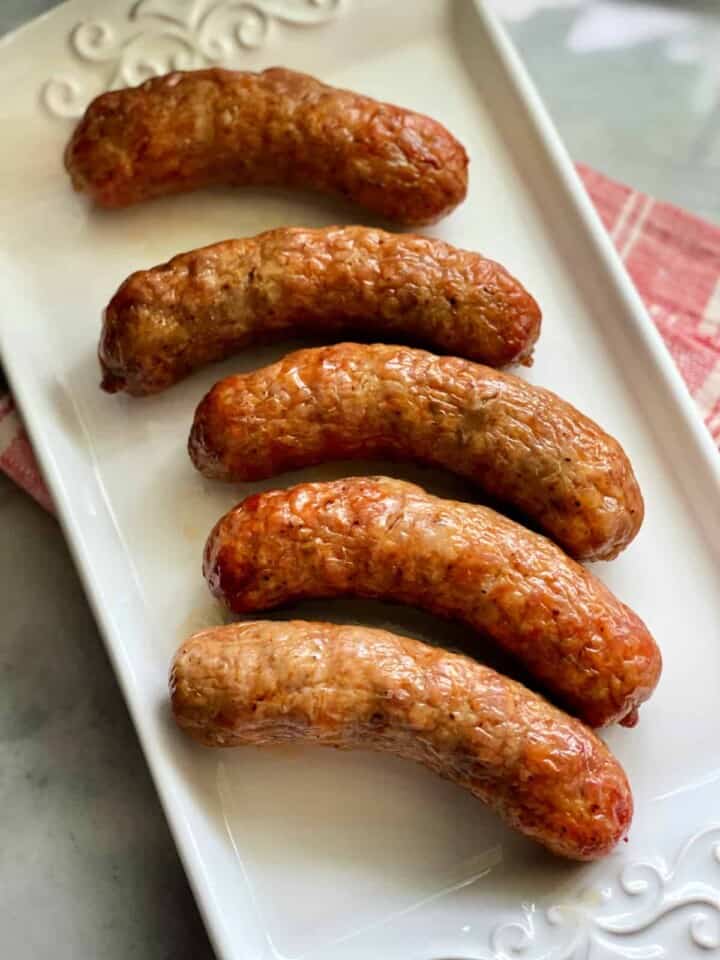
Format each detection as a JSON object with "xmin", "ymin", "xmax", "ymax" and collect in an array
[
  {"xmin": 65, "ymin": 67, "xmax": 468, "ymax": 224},
  {"xmin": 170, "ymin": 620, "xmax": 633, "ymax": 861},
  {"xmin": 99, "ymin": 226, "xmax": 540, "ymax": 395},
  {"xmin": 190, "ymin": 343, "xmax": 642, "ymax": 561},
  {"xmin": 204, "ymin": 478, "xmax": 661, "ymax": 728}
]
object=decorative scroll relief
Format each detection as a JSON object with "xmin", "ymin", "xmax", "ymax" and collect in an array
[
  {"xmin": 41, "ymin": 0, "xmax": 343, "ymax": 118},
  {"xmin": 438, "ymin": 825, "xmax": 720, "ymax": 959}
]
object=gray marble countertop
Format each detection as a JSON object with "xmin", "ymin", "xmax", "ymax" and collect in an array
[{"xmin": 1, "ymin": 2, "xmax": 718, "ymax": 957}]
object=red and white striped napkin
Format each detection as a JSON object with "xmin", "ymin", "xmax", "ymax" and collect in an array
[
  {"xmin": 2, "ymin": 163, "xmax": 720, "ymax": 514},
  {"xmin": 0, "ymin": 392, "xmax": 54, "ymax": 512}
]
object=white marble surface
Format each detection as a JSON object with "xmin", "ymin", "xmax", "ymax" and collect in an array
[
  {"xmin": 1, "ymin": 2, "xmax": 718, "ymax": 958},
  {"xmin": 496, "ymin": 0, "xmax": 720, "ymax": 224}
]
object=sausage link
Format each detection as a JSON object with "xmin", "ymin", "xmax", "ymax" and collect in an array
[
  {"xmin": 170, "ymin": 620, "xmax": 633, "ymax": 861},
  {"xmin": 190, "ymin": 343, "xmax": 642, "ymax": 561},
  {"xmin": 99, "ymin": 226, "xmax": 540, "ymax": 395},
  {"xmin": 203, "ymin": 477, "xmax": 661, "ymax": 728},
  {"xmin": 65, "ymin": 68, "xmax": 468, "ymax": 224}
]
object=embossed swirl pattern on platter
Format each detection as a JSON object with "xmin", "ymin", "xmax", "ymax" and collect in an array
[{"xmin": 41, "ymin": 0, "xmax": 343, "ymax": 117}]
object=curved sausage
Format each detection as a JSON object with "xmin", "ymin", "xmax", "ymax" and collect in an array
[
  {"xmin": 190, "ymin": 343, "xmax": 642, "ymax": 561},
  {"xmin": 203, "ymin": 477, "xmax": 661, "ymax": 728},
  {"xmin": 170, "ymin": 620, "xmax": 633, "ymax": 861},
  {"xmin": 65, "ymin": 67, "xmax": 468, "ymax": 224},
  {"xmin": 99, "ymin": 226, "xmax": 540, "ymax": 395}
]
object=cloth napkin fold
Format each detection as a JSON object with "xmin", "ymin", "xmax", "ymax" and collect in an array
[{"xmin": 2, "ymin": 163, "xmax": 719, "ymax": 514}]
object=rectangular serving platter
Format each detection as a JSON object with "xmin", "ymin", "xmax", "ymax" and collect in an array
[{"xmin": 2, "ymin": 1, "xmax": 720, "ymax": 958}]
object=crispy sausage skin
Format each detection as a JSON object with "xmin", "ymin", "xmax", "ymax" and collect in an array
[
  {"xmin": 64, "ymin": 67, "xmax": 468, "ymax": 224},
  {"xmin": 170, "ymin": 620, "xmax": 633, "ymax": 861},
  {"xmin": 99, "ymin": 226, "xmax": 541, "ymax": 395},
  {"xmin": 190, "ymin": 343, "xmax": 642, "ymax": 561},
  {"xmin": 203, "ymin": 478, "xmax": 661, "ymax": 728}
]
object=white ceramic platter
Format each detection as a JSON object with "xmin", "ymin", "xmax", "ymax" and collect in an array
[{"xmin": 2, "ymin": 1, "xmax": 720, "ymax": 958}]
